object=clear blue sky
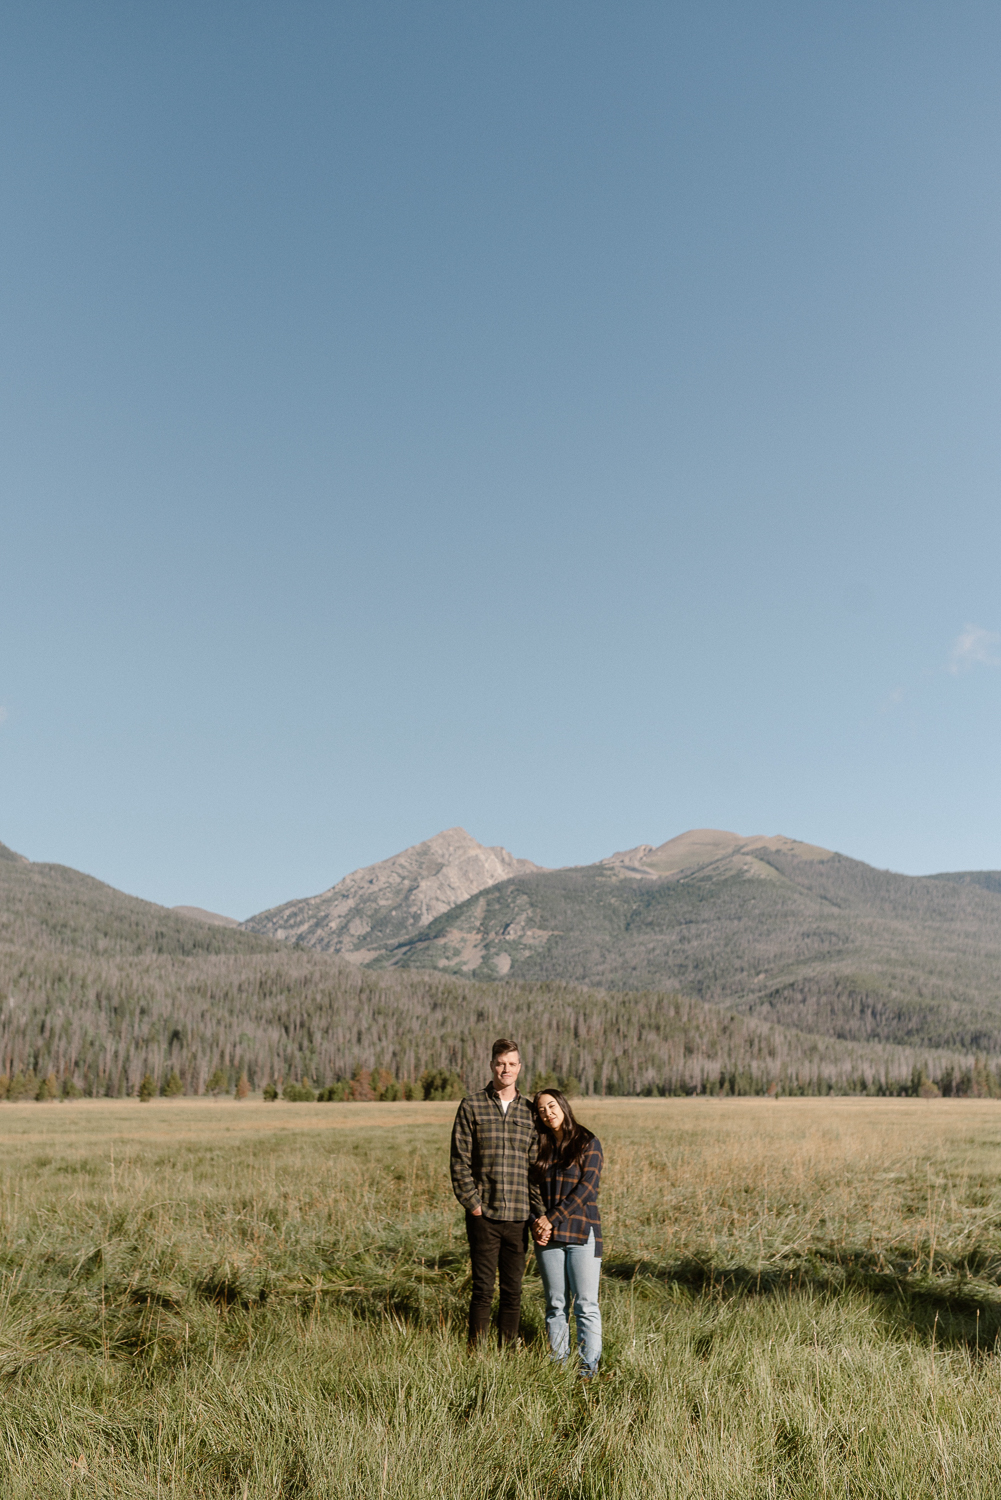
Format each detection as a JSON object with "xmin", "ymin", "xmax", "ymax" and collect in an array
[{"xmin": 2, "ymin": 1, "xmax": 1000, "ymax": 918}]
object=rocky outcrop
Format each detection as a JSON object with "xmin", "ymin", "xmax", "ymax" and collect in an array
[{"xmin": 241, "ymin": 827, "xmax": 545, "ymax": 961}]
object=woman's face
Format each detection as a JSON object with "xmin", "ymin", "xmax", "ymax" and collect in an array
[{"xmin": 537, "ymin": 1093, "xmax": 565, "ymax": 1133}]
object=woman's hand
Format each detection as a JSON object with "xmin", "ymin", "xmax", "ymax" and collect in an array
[{"xmin": 533, "ymin": 1215, "xmax": 553, "ymax": 1245}]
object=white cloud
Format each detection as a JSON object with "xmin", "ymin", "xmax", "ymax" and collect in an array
[{"xmin": 949, "ymin": 624, "xmax": 1001, "ymax": 674}]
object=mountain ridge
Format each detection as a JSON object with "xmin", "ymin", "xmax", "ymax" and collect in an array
[{"xmin": 600, "ymin": 828, "xmax": 835, "ymax": 880}]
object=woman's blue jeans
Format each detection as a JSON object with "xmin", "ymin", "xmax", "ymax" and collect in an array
[{"xmin": 535, "ymin": 1230, "xmax": 602, "ymax": 1374}]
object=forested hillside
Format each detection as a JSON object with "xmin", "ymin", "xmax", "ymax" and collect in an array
[
  {"xmin": 0, "ymin": 839, "xmax": 984, "ymax": 1098},
  {"xmin": 0, "ymin": 840, "xmax": 275, "ymax": 960},
  {"xmin": 383, "ymin": 850, "xmax": 1001, "ymax": 1052},
  {"xmin": 933, "ymin": 870, "xmax": 1001, "ymax": 897},
  {"xmin": 0, "ymin": 943, "xmax": 984, "ymax": 1101}
]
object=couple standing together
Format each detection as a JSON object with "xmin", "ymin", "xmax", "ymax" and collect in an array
[{"xmin": 449, "ymin": 1038, "xmax": 603, "ymax": 1377}]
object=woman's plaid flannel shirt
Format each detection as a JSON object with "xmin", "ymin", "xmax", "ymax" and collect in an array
[{"xmin": 532, "ymin": 1136, "xmax": 603, "ymax": 1256}]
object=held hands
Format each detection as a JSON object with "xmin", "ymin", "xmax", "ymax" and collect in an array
[
  {"xmin": 471, "ymin": 1203, "xmax": 549, "ymax": 1240},
  {"xmin": 532, "ymin": 1215, "xmax": 553, "ymax": 1246}
]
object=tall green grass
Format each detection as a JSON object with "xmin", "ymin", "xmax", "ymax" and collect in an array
[{"xmin": 4, "ymin": 1097, "xmax": 1001, "ymax": 1496}]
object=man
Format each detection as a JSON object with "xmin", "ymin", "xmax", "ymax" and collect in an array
[{"xmin": 450, "ymin": 1038, "xmax": 538, "ymax": 1348}]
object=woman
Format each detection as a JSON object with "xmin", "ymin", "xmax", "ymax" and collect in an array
[{"xmin": 530, "ymin": 1088, "xmax": 603, "ymax": 1378}]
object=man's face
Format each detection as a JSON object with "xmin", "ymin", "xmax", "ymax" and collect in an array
[{"xmin": 491, "ymin": 1050, "xmax": 521, "ymax": 1093}]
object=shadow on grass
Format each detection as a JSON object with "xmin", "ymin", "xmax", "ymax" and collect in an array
[
  {"xmin": 197, "ymin": 1269, "xmax": 269, "ymax": 1309},
  {"xmin": 604, "ymin": 1251, "xmax": 1001, "ymax": 1356},
  {"xmin": 301, "ymin": 1246, "xmax": 1001, "ymax": 1356},
  {"xmin": 328, "ymin": 1280, "xmax": 545, "ymax": 1346}
]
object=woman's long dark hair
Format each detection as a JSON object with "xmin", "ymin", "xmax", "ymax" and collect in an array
[{"xmin": 531, "ymin": 1089, "xmax": 595, "ymax": 1174}]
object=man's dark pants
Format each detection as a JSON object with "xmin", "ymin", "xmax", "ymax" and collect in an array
[{"xmin": 466, "ymin": 1211, "xmax": 528, "ymax": 1346}]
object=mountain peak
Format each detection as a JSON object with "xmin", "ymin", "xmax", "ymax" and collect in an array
[{"xmin": 242, "ymin": 828, "xmax": 545, "ymax": 959}]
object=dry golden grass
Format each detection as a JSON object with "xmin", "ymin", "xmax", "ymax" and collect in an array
[
  {"xmin": 599, "ymin": 1096, "xmax": 1001, "ymax": 1276},
  {"xmin": 3, "ymin": 1096, "xmax": 1001, "ymax": 1496}
]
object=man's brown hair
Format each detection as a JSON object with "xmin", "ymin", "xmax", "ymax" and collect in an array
[{"xmin": 491, "ymin": 1038, "xmax": 520, "ymax": 1061}]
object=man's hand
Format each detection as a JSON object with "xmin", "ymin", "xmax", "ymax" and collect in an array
[
  {"xmin": 532, "ymin": 1215, "xmax": 552, "ymax": 1245},
  {"xmin": 470, "ymin": 1206, "xmax": 483, "ymax": 1216}
]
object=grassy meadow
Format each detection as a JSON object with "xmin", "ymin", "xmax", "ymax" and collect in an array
[{"xmin": 4, "ymin": 1097, "xmax": 1001, "ymax": 1496}]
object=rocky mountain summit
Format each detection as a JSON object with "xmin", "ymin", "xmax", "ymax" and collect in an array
[{"xmin": 241, "ymin": 827, "xmax": 545, "ymax": 961}]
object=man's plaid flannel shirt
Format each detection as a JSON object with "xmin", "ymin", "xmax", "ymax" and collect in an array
[
  {"xmin": 450, "ymin": 1085, "xmax": 538, "ymax": 1221},
  {"xmin": 533, "ymin": 1137, "xmax": 603, "ymax": 1256}
]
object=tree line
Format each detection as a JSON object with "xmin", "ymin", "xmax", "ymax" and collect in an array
[
  {"xmin": 6, "ymin": 1054, "xmax": 1001, "ymax": 1102},
  {"xmin": 1, "ymin": 941, "xmax": 995, "ymax": 1101}
]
